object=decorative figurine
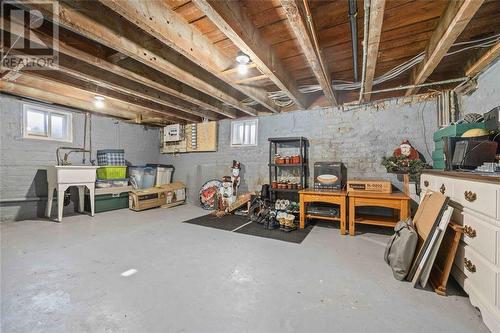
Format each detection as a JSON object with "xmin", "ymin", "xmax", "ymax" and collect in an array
[
  {"xmin": 393, "ymin": 139, "xmax": 420, "ymax": 160},
  {"xmin": 231, "ymin": 160, "xmax": 241, "ymax": 203},
  {"xmin": 219, "ymin": 176, "xmax": 233, "ymax": 212}
]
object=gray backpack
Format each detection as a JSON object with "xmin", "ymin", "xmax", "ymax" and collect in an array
[{"xmin": 384, "ymin": 218, "xmax": 418, "ymax": 280}]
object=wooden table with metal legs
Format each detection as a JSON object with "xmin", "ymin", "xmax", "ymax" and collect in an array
[
  {"xmin": 299, "ymin": 189, "xmax": 348, "ymax": 234},
  {"xmin": 348, "ymin": 191, "xmax": 410, "ymax": 236}
]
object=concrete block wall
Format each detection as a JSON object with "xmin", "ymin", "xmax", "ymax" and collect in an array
[
  {"xmin": 0, "ymin": 94, "xmax": 160, "ymax": 222},
  {"xmin": 160, "ymin": 97, "xmax": 437, "ymax": 203},
  {"xmin": 460, "ymin": 59, "xmax": 500, "ymax": 116}
]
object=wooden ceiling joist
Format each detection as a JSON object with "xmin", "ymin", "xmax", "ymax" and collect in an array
[
  {"xmin": 55, "ymin": 57, "xmax": 215, "ymax": 121},
  {"xmin": 96, "ymin": 0, "xmax": 279, "ymax": 114},
  {"xmin": 24, "ymin": 0, "xmax": 259, "ymax": 117},
  {"xmin": 465, "ymin": 41, "xmax": 500, "ymax": 77},
  {"xmin": 0, "ymin": 79, "xmax": 173, "ymax": 125},
  {"xmin": 405, "ymin": 0, "xmax": 484, "ymax": 96},
  {"xmin": 2, "ymin": 18, "xmax": 219, "ymax": 121},
  {"xmin": 234, "ymin": 75, "xmax": 269, "ymax": 85},
  {"xmin": 280, "ymin": 0, "xmax": 337, "ymax": 106},
  {"xmin": 3, "ymin": 17, "xmax": 237, "ymax": 119},
  {"xmin": 107, "ymin": 52, "xmax": 128, "ymax": 64},
  {"xmin": 361, "ymin": 0, "xmax": 386, "ymax": 102},
  {"xmin": 29, "ymin": 70, "xmax": 201, "ymax": 123},
  {"xmin": 12, "ymin": 72, "xmax": 191, "ymax": 124},
  {"xmin": 193, "ymin": 0, "xmax": 309, "ymax": 109}
]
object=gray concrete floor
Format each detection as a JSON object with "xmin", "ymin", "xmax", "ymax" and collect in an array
[{"xmin": 1, "ymin": 204, "xmax": 487, "ymax": 333}]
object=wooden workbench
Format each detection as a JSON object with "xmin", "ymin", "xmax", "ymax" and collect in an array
[
  {"xmin": 348, "ymin": 191, "xmax": 410, "ymax": 236},
  {"xmin": 299, "ymin": 189, "xmax": 348, "ymax": 234}
]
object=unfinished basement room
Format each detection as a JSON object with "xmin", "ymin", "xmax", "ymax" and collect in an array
[{"xmin": 1, "ymin": 0, "xmax": 500, "ymax": 332}]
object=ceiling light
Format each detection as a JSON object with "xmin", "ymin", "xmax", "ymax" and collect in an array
[
  {"xmin": 237, "ymin": 63, "xmax": 248, "ymax": 75},
  {"xmin": 236, "ymin": 51, "xmax": 250, "ymax": 65},
  {"xmin": 94, "ymin": 96, "xmax": 105, "ymax": 108}
]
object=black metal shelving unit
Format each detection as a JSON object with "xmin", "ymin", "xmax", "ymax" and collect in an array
[{"xmin": 268, "ymin": 137, "xmax": 308, "ymax": 203}]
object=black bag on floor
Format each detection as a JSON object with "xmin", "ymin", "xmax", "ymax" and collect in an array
[{"xmin": 384, "ymin": 218, "xmax": 418, "ymax": 281}]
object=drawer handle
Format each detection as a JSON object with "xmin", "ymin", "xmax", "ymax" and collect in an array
[
  {"xmin": 463, "ymin": 225, "xmax": 476, "ymax": 238},
  {"xmin": 439, "ymin": 184, "xmax": 446, "ymax": 194},
  {"xmin": 464, "ymin": 191, "xmax": 477, "ymax": 202},
  {"xmin": 424, "ymin": 180, "xmax": 429, "ymax": 187},
  {"xmin": 464, "ymin": 258, "xmax": 476, "ymax": 273}
]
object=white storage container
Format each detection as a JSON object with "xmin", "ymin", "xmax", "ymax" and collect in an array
[{"xmin": 147, "ymin": 164, "xmax": 174, "ymax": 186}]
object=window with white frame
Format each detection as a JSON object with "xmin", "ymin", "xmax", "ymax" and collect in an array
[
  {"xmin": 23, "ymin": 104, "xmax": 73, "ymax": 142},
  {"xmin": 231, "ymin": 119, "xmax": 258, "ymax": 146}
]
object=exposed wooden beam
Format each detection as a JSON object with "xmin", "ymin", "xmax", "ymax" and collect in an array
[
  {"xmin": 221, "ymin": 64, "xmax": 257, "ymax": 76},
  {"xmin": 193, "ymin": 0, "xmax": 309, "ymax": 109},
  {"xmin": 29, "ymin": 70, "xmax": 201, "ymax": 123},
  {"xmin": 0, "ymin": 57, "xmax": 25, "ymax": 81},
  {"xmin": 466, "ymin": 41, "xmax": 500, "ymax": 77},
  {"xmin": 405, "ymin": 0, "xmax": 484, "ymax": 96},
  {"xmin": 0, "ymin": 79, "xmax": 173, "ymax": 125},
  {"xmin": 12, "ymin": 72, "xmax": 190, "ymax": 124},
  {"xmin": 96, "ymin": 0, "xmax": 279, "ymax": 114},
  {"xmin": 24, "ymin": 0, "xmax": 260, "ymax": 116},
  {"xmin": 107, "ymin": 51, "xmax": 128, "ymax": 64},
  {"xmin": 362, "ymin": 0, "xmax": 386, "ymax": 102},
  {"xmin": 0, "ymin": 70, "xmax": 23, "ymax": 81},
  {"xmin": 2, "ymin": 11, "xmax": 236, "ymax": 119},
  {"xmin": 54, "ymin": 56, "xmax": 213, "ymax": 121},
  {"xmin": 280, "ymin": 0, "xmax": 337, "ymax": 106},
  {"xmin": 234, "ymin": 75, "xmax": 269, "ymax": 85},
  {"xmin": 8, "ymin": 54, "xmax": 210, "ymax": 122}
]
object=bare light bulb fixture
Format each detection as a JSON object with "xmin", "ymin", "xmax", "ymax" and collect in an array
[
  {"xmin": 236, "ymin": 51, "xmax": 250, "ymax": 75},
  {"xmin": 94, "ymin": 96, "xmax": 105, "ymax": 109},
  {"xmin": 237, "ymin": 63, "xmax": 248, "ymax": 75}
]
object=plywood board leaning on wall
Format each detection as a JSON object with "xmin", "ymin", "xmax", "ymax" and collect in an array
[{"xmin": 161, "ymin": 121, "xmax": 217, "ymax": 153}]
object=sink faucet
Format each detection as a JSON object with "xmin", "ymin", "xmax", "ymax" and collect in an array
[{"xmin": 56, "ymin": 147, "xmax": 92, "ymax": 166}]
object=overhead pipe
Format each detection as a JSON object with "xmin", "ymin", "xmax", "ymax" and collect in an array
[
  {"xmin": 348, "ymin": 0, "xmax": 359, "ymax": 82},
  {"xmin": 361, "ymin": 77, "xmax": 468, "ymax": 95}
]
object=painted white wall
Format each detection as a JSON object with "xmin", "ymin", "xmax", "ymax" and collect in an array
[{"xmin": 460, "ymin": 59, "xmax": 500, "ymax": 116}]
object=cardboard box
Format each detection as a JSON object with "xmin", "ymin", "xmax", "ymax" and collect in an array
[
  {"xmin": 347, "ymin": 179, "xmax": 392, "ymax": 193},
  {"xmin": 129, "ymin": 187, "xmax": 167, "ymax": 211},
  {"xmin": 160, "ymin": 182, "xmax": 186, "ymax": 205},
  {"xmin": 129, "ymin": 182, "xmax": 186, "ymax": 211},
  {"xmin": 313, "ymin": 162, "xmax": 347, "ymax": 190}
]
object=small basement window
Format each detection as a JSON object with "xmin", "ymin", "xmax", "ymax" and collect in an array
[
  {"xmin": 23, "ymin": 104, "xmax": 72, "ymax": 142},
  {"xmin": 231, "ymin": 119, "xmax": 258, "ymax": 147}
]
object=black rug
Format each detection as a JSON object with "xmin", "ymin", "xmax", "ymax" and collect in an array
[
  {"xmin": 233, "ymin": 222, "xmax": 314, "ymax": 244},
  {"xmin": 183, "ymin": 214, "xmax": 250, "ymax": 231},
  {"xmin": 183, "ymin": 213, "xmax": 325, "ymax": 244}
]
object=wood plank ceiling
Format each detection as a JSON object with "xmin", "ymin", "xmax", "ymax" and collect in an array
[{"xmin": 1, "ymin": 0, "xmax": 499, "ymax": 126}]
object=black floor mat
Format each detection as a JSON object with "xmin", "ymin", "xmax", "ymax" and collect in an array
[
  {"xmin": 183, "ymin": 214, "xmax": 250, "ymax": 231},
  {"xmin": 183, "ymin": 215, "xmax": 338, "ymax": 244},
  {"xmin": 233, "ymin": 222, "xmax": 314, "ymax": 244}
]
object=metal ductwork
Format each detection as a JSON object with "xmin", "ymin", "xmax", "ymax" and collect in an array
[{"xmin": 348, "ymin": 0, "xmax": 359, "ymax": 82}]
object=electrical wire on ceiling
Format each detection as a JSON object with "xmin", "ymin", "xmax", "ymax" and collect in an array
[{"xmin": 242, "ymin": 33, "xmax": 500, "ymax": 108}]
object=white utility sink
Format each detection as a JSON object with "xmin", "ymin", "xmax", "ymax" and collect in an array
[{"xmin": 46, "ymin": 165, "xmax": 99, "ymax": 222}]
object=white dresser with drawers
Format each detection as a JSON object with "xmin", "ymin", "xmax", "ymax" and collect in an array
[{"xmin": 421, "ymin": 170, "xmax": 500, "ymax": 333}]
